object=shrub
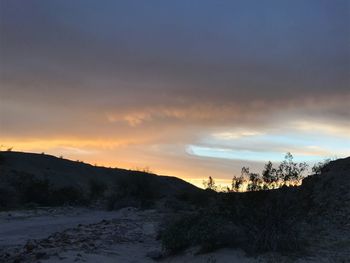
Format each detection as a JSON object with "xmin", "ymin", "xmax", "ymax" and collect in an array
[
  {"xmin": 161, "ymin": 189, "xmax": 305, "ymax": 256},
  {"xmin": 0, "ymin": 187, "xmax": 17, "ymax": 210},
  {"xmin": 49, "ymin": 186, "xmax": 86, "ymax": 206},
  {"xmin": 7, "ymin": 172, "xmax": 87, "ymax": 207},
  {"xmin": 161, "ymin": 211, "xmax": 244, "ymax": 254},
  {"xmin": 10, "ymin": 173, "xmax": 50, "ymax": 206},
  {"xmin": 0, "ymin": 153, "xmax": 4, "ymax": 165},
  {"xmin": 161, "ymin": 214, "xmax": 194, "ymax": 253},
  {"xmin": 241, "ymin": 193, "xmax": 303, "ymax": 253},
  {"xmin": 107, "ymin": 173, "xmax": 160, "ymax": 210},
  {"xmin": 277, "ymin": 153, "xmax": 308, "ymax": 182},
  {"xmin": 176, "ymin": 190, "xmax": 213, "ymax": 207},
  {"xmin": 88, "ymin": 179, "xmax": 107, "ymax": 200},
  {"xmin": 106, "ymin": 193, "xmax": 117, "ymax": 210},
  {"xmin": 119, "ymin": 173, "xmax": 159, "ymax": 200},
  {"xmin": 203, "ymin": 176, "xmax": 217, "ymax": 191},
  {"xmin": 312, "ymin": 159, "xmax": 331, "ymax": 175},
  {"xmin": 229, "ymin": 153, "xmax": 310, "ymax": 192}
]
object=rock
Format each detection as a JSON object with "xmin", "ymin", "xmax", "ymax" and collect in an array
[
  {"xmin": 13, "ymin": 256, "xmax": 24, "ymax": 263},
  {"xmin": 35, "ymin": 251, "xmax": 48, "ymax": 259},
  {"xmin": 25, "ymin": 241, "xmax": 36, "ymax": 252},
  {"xmin": 146, "ymin": 250, "xmax": 163, "ymax": 260}
]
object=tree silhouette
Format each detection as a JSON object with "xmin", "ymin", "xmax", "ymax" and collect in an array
[
  {"xmin": 231, "ymin": 175, "xmax": 245, "ymax": 192},
  {"xmin": 203, "ymin": 176, "xmax": 217, "ymax": 191},
  {"xmin": 312, "ymin": 159, "xmax": 331, "ymax": 175},
  {"xmin": 277, "ymin": 153, "xmax": 308, "ymax": 183},
  {"xmin": 262, "ymin": 161, "xmax": 277, "ymax": 184},
  {"xmin": 247, "ymin": 173, "xmax": 262, "ymax": 191},
  {"xmin": 229, "ymin": 153, "xmax": 311, "ymax": 192}
]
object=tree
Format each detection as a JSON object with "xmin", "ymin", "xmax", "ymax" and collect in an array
[
  {"xmin": 277, "ymin": 153, "xmax": 308, "ymax": 183},
  {"xmin": 203, "ymin": 176, "xmax": 217, "ymax": 191},
  {"xmin": 312, "ymin": 159, "xmax": 331, "ymax": 175},
  {"xmin": 247, "ymin": 173, "xmax": 263, "ymax": 191},
  {"xmin": 241, "ymin": 166, "xmax": 250, "ymax": 177},
  {"xmin": 262, "ymin": 161, "xmax": 277, "ymax": 184},
  {"xmin": 231, "ymin": 175, "xmax": 244, "ymax": 192}
]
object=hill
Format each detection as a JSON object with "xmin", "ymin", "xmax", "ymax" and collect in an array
[
  {"xmin": 297, "ymin": 157, "xmax": 350, "ymax": 259},
  {"xmin": 160, "ymin": 157, "xmax": 350, "ymax": 260},
  {"xmin": 0, "ymin": 152, "xmax": 349, "ymax": 261},
  {"xmin": 0, "ymin": 151, "xmax": 202, "ymax": 210}
]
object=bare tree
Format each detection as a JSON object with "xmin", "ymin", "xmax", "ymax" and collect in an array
[{"xmin": 203, "ymin": 176, "xmax": 217, "ymax": 191}]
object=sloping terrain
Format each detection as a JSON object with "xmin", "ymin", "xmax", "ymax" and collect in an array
[
  {"xmin": 0, "ymin": 151, "xmax": 201, "ymax": 210},
  {"xmin": 0, "ymin": 152, "xmax": 349, "ymax": 262},
  {"xmin": 159, "ymin": 157, "xmax": 350, "ymax": 262},
  {"xmin": 0, "ymin": 151, "xmax": 198, "ymax": 195},
  {"xmin": 298, "ymin": 157, "xmax": 350, "ymax": 261},
  {"xmin": 301, "ymin": 157, "xmax": 350, "ymax": 221}
]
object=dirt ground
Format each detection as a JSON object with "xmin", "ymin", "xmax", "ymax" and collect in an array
[{"xmin": 0, "ymin": 207, "xmax": 345, "ymax": 263}]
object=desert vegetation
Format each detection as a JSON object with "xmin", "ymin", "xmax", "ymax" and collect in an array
[
  {"xmin": 106, "ymin": 172, "xmax": 160, "ymax": 210},
  {"xmin": 0, "ymin": 172, "xmax": 89, "ymax": 210},
  {"xmin": 0, "ymin": 151, "xmax": 347, "ymax": 262},
  {"xmin": 165, "ymin": 198, "xmax": 308, "ymax": 257},
  {"xmin": 160, "ymin": 186, "xmax": 304, "ymax": 255},
  {"xmin": 162, "ymin": 154, "xmax": 334, "ymax": 256},
  {"xmin": 230, "ymin": 153, "xmax": 309, "ymax": 191},
  {"xmin": 203, "ymin": 153, "xmax": 331, "ymax": 192}
]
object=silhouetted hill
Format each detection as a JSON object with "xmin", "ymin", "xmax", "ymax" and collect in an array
[
  {"xmin": 297, "ymin": 157, "xmax": 350, "ymax": 259},
  {"xmin": 0, "ymin": 151, "xmax": 202, "ymax": 209},
  {"xmin": 0, "ymin": 151, "xmax": 349, "ymax": 260},
  {"xmin": 301, "ymin": 157, "xmax": 350, "ymax": 218}
]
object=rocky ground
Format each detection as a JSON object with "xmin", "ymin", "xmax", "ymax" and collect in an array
[
  {"xmin": 0, "ymin": 207, "xmax": 254, "ymax": 263},
  {"xmin": 1, "ymin": 206, "xmax": 349, "ymax": 263},
  {"xmin": 0, "ymin": 207, "xmax": 162, "ymax": 263}
]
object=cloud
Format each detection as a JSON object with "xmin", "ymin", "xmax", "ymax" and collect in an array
[{"xmin": 0, "ymin": 1, "xmax": 349, "ymax": 185}]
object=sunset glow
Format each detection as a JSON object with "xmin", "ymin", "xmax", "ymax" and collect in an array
[{"xmin": 1, "ymin": 1, "xmax": 349, "ymax": 187}]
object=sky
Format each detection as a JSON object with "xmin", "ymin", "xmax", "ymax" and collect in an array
[{"xmin": 0, "ymin": 0, "xmax": 349, "ymax": 187}]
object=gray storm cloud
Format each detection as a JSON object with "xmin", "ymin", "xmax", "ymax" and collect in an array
[{"xmin": 0, "ymin": 1, "xmax": 349, "ymax": 181}]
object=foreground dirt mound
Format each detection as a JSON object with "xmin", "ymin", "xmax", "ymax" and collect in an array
[
  {"xmin": 301, "ymin": 157, "xmax": 350, "ymax": 224},
  {"xmin": 299, "ymin": 157, "xmax": 350, "ymax": 261},
  {"xmin": 0, "ymin": 208, "xmax": 162, "ymax": 263}
]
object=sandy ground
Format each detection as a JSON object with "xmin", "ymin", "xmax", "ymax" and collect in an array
[
  {"xmin": 0, "ymin": 207, "xmax": 338, "ymax": 263},
  {"xmin": 0, "ymin": 207, "xmax": 124, "ymax": 247},
  {"xmin": 0, "ymin": 207, "xmax": 260, "ymax": 263}
]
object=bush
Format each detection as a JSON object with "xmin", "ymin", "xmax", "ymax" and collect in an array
[
  {"xmin": 312, "ymin": 159, "xmax": 331, "ymax": 175},
  {"xmin": 0, "ymin": 187, "xmax": 17, "ymax": 210},
  {"xmin": 107, "ymin": 173, "xmax": 160, "ymax": 210},
  {"xmin": 49, "ymin": 186, "xmax": 87, "ymax": 206},
  {"xmin": 176, "ymin": 189, "xmax": 213, "ymax": 207},
  {"xmin": 241, "ymin": 193, "xmax": 303, "ymax": 253},
  {"xmin": 6, "ymin": 172, "xmax": 88, "ymax": 208},
  {"xmin": 10, "ymin": 173, "xmax": 50, "ymax": 206},
  {"xmin": 161, "ymin": 213, "xmax": 196, "ymax": 253},
  {"xmin": 161, "ymin": 189, "xmax": 305, "ymax": 255},
  {"xmin": 0, "ymin": 153, "xmax": 4, "ymax": 165},
  {"xmin": 161, "ymin": 211, "xmax": 244, "ymax": 254},
  {"xmin": 118, "ymin": 173, "xmax": 159, "ymax": 200},
  {"xmin": 88, "ymin": 179, "xmax": 107, "ymax": 200}
]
